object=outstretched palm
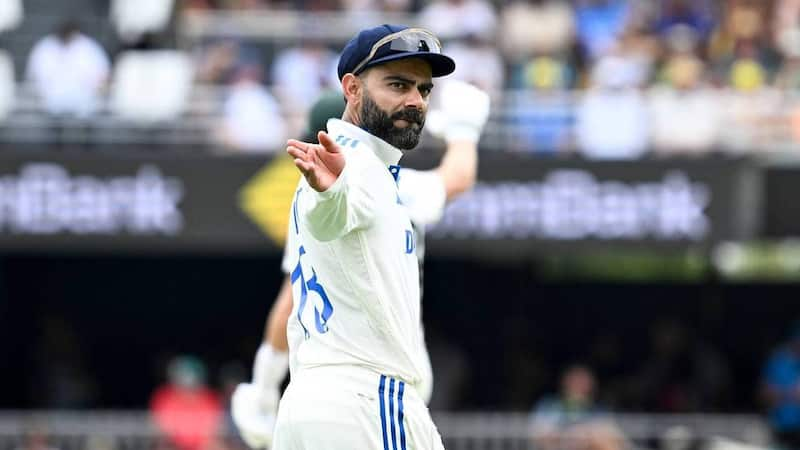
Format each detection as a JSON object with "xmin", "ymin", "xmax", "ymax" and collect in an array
[{"xmin": 287, "ymin": 131, "xmax": 346, "ymax": 192}]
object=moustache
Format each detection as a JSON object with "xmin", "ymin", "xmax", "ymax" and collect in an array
[{"xmin": 391, "ymin": 109, "xmax": 424, "ymax": 126}]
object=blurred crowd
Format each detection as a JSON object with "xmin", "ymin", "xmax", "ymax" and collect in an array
[
  {"xmin": 184, "ymin": 0, "xmax": 800, "ymax": 157},
  {"xmin": 4, "ymin": 0, "xmax": 800, "ymax": 156}
]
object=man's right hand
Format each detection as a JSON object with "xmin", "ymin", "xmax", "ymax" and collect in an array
[
  {"xmin": 287, "ymin": 131, "xmax": 346, "ymax": 192},
  {"xmin": 231, "ymin": 383, "xmax": 280, "ymax": 449}
]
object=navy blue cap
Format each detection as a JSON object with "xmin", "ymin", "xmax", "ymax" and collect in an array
[{"xmin": 337, "ymin": 24, "xmax": 456, "ymax": 80}]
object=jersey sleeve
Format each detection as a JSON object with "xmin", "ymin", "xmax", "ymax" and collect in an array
[
  {"xmin": 281, "ymin": 183, "xmax": 304, "ymax": 274},
  {"xmin": 397, "ymin": 168, "xmax": 447, "ymax": 226},
  {"xmin": 300, "ymin": 150, "xmax": 381, "ymax": 242}
]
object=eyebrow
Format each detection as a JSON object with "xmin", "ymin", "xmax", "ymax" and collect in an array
[{"xmin": 383, "ymin": 75, "xmax": 434, "ymax": 91}]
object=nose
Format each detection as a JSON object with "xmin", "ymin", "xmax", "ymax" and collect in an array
[{"xmin": 404, "ymin": 88, "xmax": 425, "ymax": 110}]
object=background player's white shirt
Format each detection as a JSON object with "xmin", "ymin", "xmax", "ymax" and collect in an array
[
  {"xmin": 397, "ymin": 167, "xmax": 446, "ymax": 266},
  {"xmin": 281, "ymin": 119, "xmax": 438, "ymax": 389}
]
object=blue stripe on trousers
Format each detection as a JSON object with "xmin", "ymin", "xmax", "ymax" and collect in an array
[
  {"xmin": 379, "ymin": 375, "xmax": 389, "ymax": 450},
  {"xmin": 398, "ymin": 381, "xmax": 406, "ymax": 450},
  {"xmin": 389, "ymin": 378, "xmax": 397, "ymax": 450}
]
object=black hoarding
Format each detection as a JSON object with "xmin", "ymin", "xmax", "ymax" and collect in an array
[
  {"xmin": 0, "ymin": 152, "xmax": 762, "ymax": 257},
  {"xmin": 764, "ymin": 164, "xmax": 800, "ymax": 238},
  {"xmin": 426, "ymin": 155, "xmax": 762, "ymax": 259},
  {"xmin": 0, "ymin": 152, "xmax": 290, "ymax": 253}
]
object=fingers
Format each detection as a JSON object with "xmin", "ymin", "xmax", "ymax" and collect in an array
[
  {"xmin": 287, "ymin": 144, "xmax": 307, "ymax": 161},
  {"xmin": 318, "ymin": 131, "xmax": 341, "ymax": 153},
  {"xmin": 293, "ymin": 158, "xmax": 314, "ymax": 174},
  {"xmin": 287, "ymin": 140, "xmax": 315, "ymax": 176},
  {"xmin": 287, "ymin": 139, "xmax": 311, "ymax": 151}
]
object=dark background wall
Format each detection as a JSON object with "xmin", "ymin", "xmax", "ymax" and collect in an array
[{"xmin": 0, "ymin": 253, "xmax": 795, "ymax": 413}]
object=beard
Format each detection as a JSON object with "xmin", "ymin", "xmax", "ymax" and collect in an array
[{"xmin": 359, "ymin": 92, "xmax": 425, "ymax": 150}]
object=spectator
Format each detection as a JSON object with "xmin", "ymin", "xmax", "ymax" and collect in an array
[
  {"xmin": 419, "ymin": 0, "xmax": 497, "ymax": 42},
  {"xmin": 510, "ymin": 53, "xmax": 576, "ymax": 92},
  {"xmin": 707, "ymin": 0, "xmax": 781, "ymax": 89},
  {"xmin": 216, "ymin": 63, "xmax": 287, "ymax": 153},
  {"xmin": 530, "ymin": 364, "xmax": 624, "ymax": 450},
  {"xmin": 775, "ymin": 27, "xmax": 800, "ymax": 90},
  {"xmin": 443, "ymin": 34, "xmax": 505, "ymax": 99},
  {"xmin": 774, "ymin": 0, "xmax": 800, "ymax": 47},
  {"xmin": 575, "ymin": 54, "xmax": 649, "ymax": 160},
  {"xmin": 653, "ymin": 0, "xmax": 716, "ymax": 42},
  {"xmin": 498, "ymin": 0, "xmax": 575, "ymax": 66},
  {"xmin": 614, "ymin": 16, "xmax": 660, "ymax": 85},
  {"xmin": 648, "ymin": 54, "xmax": 721, "ymax": 155},
  {"xmin": 342, "ymin": 0, "xmax": 412, "ymax": 28},
  {"xmin": 270, "ymin": 38, "xmax": 338, "ymax": 133},
  {"xmin": 504, "ymin": 63, "xmax": 575, "ymax": 154},
  {"xmin": 150, "ymin": 355, "xmax": 223, "ymax": 450},
  {"xmin": 499, "ymin": 1, "xmax": 579, "ymax": 155},
  {"xmin": 726, "ymin": 40, "xmax": 773, "ymax": 92},
  {"xmin": 761, "ymin": 321, "xmax": 800, "ymax": 449},
  {"xmin": 194, "ymin": 38, "xmax": 261, "ymax": 85},
  {"xmin": 573, "ymin": 0, "xmax": 632, "ymax": 61},
  {"xmin": 25, "ymin": 20, "xmax": 111, "ymax": 118},
  {"xmin": 774, "ymin": 28, "xmax": 800, "ymax": 145}
]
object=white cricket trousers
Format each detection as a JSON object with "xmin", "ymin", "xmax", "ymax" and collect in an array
[{"xmin": 273, "ymin": 365, "xmax": 446, "ymax": 450}]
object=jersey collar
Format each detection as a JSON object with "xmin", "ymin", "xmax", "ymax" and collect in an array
[{"xmin": 326, "ymin": 119, "xmax": 404, "ymax": 166}]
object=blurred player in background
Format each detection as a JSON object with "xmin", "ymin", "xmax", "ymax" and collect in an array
[
  {"xmin": 231, "ymin": 25, "xmax": 490, "ymax": 449},
  {"xmin": 530, "ymin": 365, "xmax": 624, "ymax": 450}
]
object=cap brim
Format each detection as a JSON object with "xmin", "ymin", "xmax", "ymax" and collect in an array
[{"xmin": 361, "ymin": 52, "xmax": 456, "ymax": 78}]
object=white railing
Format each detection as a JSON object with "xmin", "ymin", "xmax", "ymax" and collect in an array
[{"xmin": 2, "ymin": 83, "xmax": 800, "ymax": 155}]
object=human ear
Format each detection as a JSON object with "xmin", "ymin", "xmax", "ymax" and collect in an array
[{"xmin": 342, "ymin": 73, "xmax": 362, "ymax": 107}]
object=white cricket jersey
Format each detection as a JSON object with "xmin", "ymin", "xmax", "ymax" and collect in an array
[
  {"xmin": 283, "ymin": 152, "xmax": 446, "ymax": 272},
  {"xmin": 281, "ymin": 119, "xmax": 444, "ymax": 388}
]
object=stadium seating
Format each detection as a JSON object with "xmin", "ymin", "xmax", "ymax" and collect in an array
[
  {"xmin": 109, "ymin": 50, "xmax": 193, "ymax": 124},
  {"xmin": 0, "ymin": 0, "xmax": 22, "ymax": 33},
  {"xmin": 111, "ymin": 0, "xmax": 175, "ymax": 39}
]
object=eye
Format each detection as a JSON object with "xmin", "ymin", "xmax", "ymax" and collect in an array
[
  {"xmin": 419, "ymin": 86, "xmax": 432, "ymax": 97},
  {"xmin": 389, "ymin": 81, "xmax": 407, "ymax": 90}
]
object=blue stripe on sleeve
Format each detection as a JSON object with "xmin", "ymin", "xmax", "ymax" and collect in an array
[{"xmin": 379, "ymin": 375, "xmax": 389, "ymax": 450}]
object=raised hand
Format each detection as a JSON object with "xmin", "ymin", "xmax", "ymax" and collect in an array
[
  {"xmin": 425, "ymin": 79, "xmax": 491, "ymax": 144},
  {"xmin": 287, "ymin": 131, "xmax": 346, "ymax": 192}
]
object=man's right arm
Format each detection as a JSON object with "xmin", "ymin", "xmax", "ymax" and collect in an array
[{"xmin": 288, "ymin": 131, "xmax": 380, "ymax": 242}]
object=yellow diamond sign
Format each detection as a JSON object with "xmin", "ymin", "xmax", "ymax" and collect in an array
[{"xmin": 239, "ymin": 156, "xmax": 301, "ymax": 246}]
